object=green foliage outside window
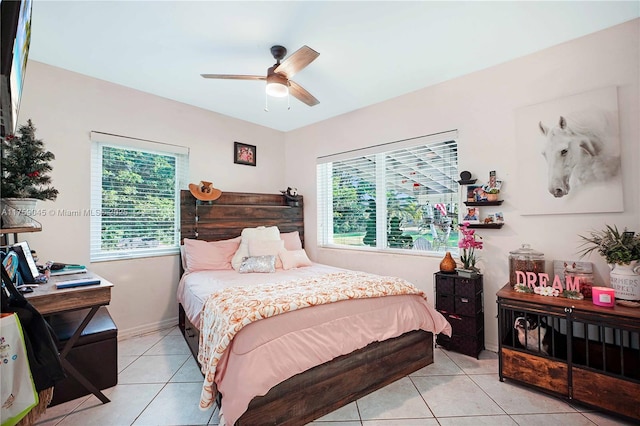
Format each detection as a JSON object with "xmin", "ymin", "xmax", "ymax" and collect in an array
[{"xmin": 100, "ymin": 146, "xmax": 177, "ymax": 251}]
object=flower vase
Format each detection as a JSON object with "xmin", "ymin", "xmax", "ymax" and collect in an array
[
  {"xmin": 439, "ymin": 252, "xmax": 457, "ymax": 273},
  {"xmin": 609, "ymin": 260, "xmax": 640, "ymax": 305}
]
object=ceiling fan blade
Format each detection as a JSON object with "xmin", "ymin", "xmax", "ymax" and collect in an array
[
  {"xmin": 289, "ymin": 80, "xmax": 319, "ymax": 106},
  {"xmin": 274, "ymin": 45, "xmax": 319, "ymax": 79},
  {"xmin": 201, "ymin": 74, "xmax": 266, "ymax": 80}
]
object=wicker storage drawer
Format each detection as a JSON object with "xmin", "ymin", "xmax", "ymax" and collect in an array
[
  {"xmin": 434, "ymin": 272, "xmax": 484, "ymax": 358},
  {"xmin": 442, "ymin": 312, "xmax": 484, "ymax": 336},
  {"xmin": 455, "ymin": 295, "xmax": 482, "ymax": 316},
  {"xmin": 436, "ymin": 333, "xmax": 484, "ymax": 359}
]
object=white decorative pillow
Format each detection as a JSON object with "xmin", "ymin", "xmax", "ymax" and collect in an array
[
  {"xmin": 249, "ymin": 239, "xmax": 284, "ymax": 269},
  {"xmin": 238, "ymin": 255, "xmax": 276, "ymax": 273},
  {"xmin": 280, "ymin": 231, "xmax": 303, "ymax": 251},
  {"xmin": 279, "ymin": 249, "xmax": 313, "ymax": 270},
  {"xmin": 231, "ymin": 226, "xmax": 281, "ymax": 270}
]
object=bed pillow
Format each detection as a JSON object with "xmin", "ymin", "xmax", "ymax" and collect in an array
[
  {"xmin": 180, "ymin": 245, "xmax": 187, "ymax": 271},
  {"xmin": 183, "ymin": 237, "xmax": 241, "ymax": 272},
  {"xmin": 231, "ymin": 226, "xmax": 281, "ymax": 270},
  {"xmin": 238, "ymin": 255, "xmax": 276, "ymax": 273},
  {"xmin": 280, "ymin": 231, "xmax": 303, "ymax": 251},
  {"xmin": 249, "ymin": 239, "xmax": 284, "ymax": 269},
  {"xmin": 279, "ymin": 249, "xmax": 313, "ymax": 270}
]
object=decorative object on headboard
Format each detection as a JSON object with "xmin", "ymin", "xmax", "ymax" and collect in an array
[
  {"xmin": 280, "ymin": 187, "xmax": 301, "ymax": 206},
  {"xmin": 188, "ymin": 181, "xmax": 222, "ymax": 201}
]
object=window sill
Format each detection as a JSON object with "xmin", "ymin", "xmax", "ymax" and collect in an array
[{"xmin": 317, "ymin": 244, "xmax": 459, "ymax": 258}]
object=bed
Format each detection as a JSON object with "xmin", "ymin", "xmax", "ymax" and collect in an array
[{"xmin": 178, "ymin": 190, "xmax": 451, "ymax": 425}]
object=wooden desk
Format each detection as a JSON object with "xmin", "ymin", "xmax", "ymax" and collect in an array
[{"xmin": 25, "ymin": 272, "xmax": 114, "ymax": 404}]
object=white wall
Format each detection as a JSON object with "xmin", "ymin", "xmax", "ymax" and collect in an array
[
  {"xmin": 17, "ymin": 62, "xmax": 286, "ymax": 337},
  {"xmin": 285, "ymin": 19, "xmax": 640, "ymax": 351},
  {"xmin": 14, "ymin": 20, "xmax": 639, "ymax": 349}
]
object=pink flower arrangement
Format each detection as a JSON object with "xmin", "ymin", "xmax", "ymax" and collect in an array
[{"xmin": 458, "ymin": 222, "xmax": 483, "ymax": 270}]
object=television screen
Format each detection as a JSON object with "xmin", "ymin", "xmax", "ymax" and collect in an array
[{"xmin": 8, "ymin": 0, "xmax": 32, "ymax": 134}]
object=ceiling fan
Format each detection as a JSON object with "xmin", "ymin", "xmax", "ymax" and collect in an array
[{"xmin": 201, "ymin": 45, "xmax": 320, "ymax": 107}]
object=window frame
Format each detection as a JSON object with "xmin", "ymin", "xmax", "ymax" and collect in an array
[
  {"xmin": 89, "ymin": 132, "xmax": 188, "ymax": 262},
  {"xmin": 317, "ymin": 131, "xmax": 459, "ymax": 256}
]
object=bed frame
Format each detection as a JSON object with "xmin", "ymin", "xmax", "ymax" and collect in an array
[{"xmin": 179, "ymin": 190, "xmax": 435, "ymax": 425}]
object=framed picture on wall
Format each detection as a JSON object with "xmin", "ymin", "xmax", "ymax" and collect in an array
[{"xmin": 234, "ymin": 142, "xmax": 256, "ymax": 166}]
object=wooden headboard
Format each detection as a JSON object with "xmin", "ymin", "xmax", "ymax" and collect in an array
[{"xmin": 180, "ymin": 190, "xmax": 304, "ymax": 244}]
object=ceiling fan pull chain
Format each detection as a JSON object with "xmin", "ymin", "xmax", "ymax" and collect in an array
[
  {"xmin": 264, "ymin": 91, "xmax": 269, "ymax": 112},
  {"xmin": 287, "ymin": 91, "xmax": 291, "ymax": 111}
]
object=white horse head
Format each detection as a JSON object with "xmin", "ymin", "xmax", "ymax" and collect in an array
[{"xmin": 539, "ymin": 111, "xmax": 619, "ymax": 198}]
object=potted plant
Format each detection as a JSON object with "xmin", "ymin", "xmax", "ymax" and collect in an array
[
  {"xmin": 1, "ymin": 120, "xmax": 58, "ymax": 228},
  {"xmin": 457, "ymin": 222, "xmax": 483, "ymax": 277},
  {"xmin": 578, "ymin": 225, "xmax": 640, "ymax": 304},
  {"xmin": 486, "ymin": 188, "xmax": 500, "ymax": 202}
]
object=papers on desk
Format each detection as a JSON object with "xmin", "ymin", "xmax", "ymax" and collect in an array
[{"xmin": 55, "ymin": 277, "xmax": 101, "ymax": 289}]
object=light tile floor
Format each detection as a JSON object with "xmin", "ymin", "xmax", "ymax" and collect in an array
[{"xmin": 35, "ymin": 327, "xmax": 634, "ymax": 426}]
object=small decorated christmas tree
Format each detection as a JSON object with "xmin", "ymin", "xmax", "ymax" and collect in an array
[{"xmin": 1, "ymin": 119, "xmax": 58, "ymax": 200}]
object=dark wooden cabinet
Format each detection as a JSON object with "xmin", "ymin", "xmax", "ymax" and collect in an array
[
  {"xmin": 497, "ymin": 284, "xmax": 640, "ymax": 421},
  {"xmin": 434, "ymin": 272, "xmax": 484, "ymax": 358}
]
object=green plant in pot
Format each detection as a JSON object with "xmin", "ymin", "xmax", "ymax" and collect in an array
[
  {"xmin": 1, "ymin": 120, "xmax": 58, "ymax": 228},
  {"xmin": 485, "ymin": 188, "xmax": 500, "ymax": 202},
  {"xmin": 578, "ymin": 225, "xmax": 640, "ymax": 305}
]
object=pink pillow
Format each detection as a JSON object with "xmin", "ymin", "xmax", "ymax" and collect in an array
[
  {"xmin": 279, "ymin": 249, "xmax": 312, "ymax": 270},
  {"xmin": 281, "ymin": 231, "xmax": 303, "ymax": 250},
  {"xmin": 249, "ymin": 239, "xmax": 284, "ymax": 269},
  {"xmin": 183, "ymin": 237, "xmax": 241, "ymax": 272}
]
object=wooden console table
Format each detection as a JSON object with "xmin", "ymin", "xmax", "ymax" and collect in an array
[
  {"xmin": 497, "ymin": 284, "xmax": 640, "ymax": 421},
  {"xmin": 25, "ymin": 272, "xmax": 114, "ymax": 404}
]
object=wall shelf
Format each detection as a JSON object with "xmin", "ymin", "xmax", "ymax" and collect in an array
[
  {"xmin": 467, "ymin": 223, "xmax": 504, "ymax": 229},
  {"xmin": 464, "ymin": 200, "xmax": 503, "ymax": 207}
]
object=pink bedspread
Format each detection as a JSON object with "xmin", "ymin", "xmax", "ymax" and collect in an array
[{"xmin": 177, "ymin": 266, "xmax": 451, "ymax": 425}]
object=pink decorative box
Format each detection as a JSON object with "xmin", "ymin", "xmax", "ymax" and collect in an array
[{"xmin": 592, "ymin": 286, "xmax": 615, "ymax": 307}]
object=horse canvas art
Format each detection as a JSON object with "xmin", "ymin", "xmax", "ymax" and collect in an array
[
  {"xmin": 516, "ymin": 86, "xmax": 623, "ymax": 215},
  {"xmin": 539, "ymin": 109, "xmax": 620, "ymax": 198}
]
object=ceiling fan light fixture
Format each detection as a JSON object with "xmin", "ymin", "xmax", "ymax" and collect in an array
[
  {"xmin": 266, "ymin": 81, "xmax": 288, "ymax": 97},
  {"xmin": 265, "ymin": 72, "xmax": 289, "ymax": 97}
]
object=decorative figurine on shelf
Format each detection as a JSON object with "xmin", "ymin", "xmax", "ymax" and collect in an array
[
  {"xmin": 457, "ymin": 170, "xmax": 476, "ymax": 185},
  {"xmin": 280, "ymin": 187, "xmax": 301, "ymax": 206}
]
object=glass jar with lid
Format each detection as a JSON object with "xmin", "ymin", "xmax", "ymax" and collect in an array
[
  {"xmin": 564, "ymin": 263, "xmax": 594, "ymax": 298},
  {"xmin": 509, "ymin": 244, "xmax": 545, "ymax": 286}
]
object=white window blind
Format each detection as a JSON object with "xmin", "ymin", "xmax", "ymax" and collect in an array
[
  {"xmin": 90, "ymin": 132, "xmax": 189, "ymax": 261},
  {"xmin": 317, "ymin": 131, "xmax": 459, "ymax": 254}
]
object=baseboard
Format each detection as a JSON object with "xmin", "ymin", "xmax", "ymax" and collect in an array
[{"xmin": 117, "ymin": 316, "xmax": 178, "ymax": 340}]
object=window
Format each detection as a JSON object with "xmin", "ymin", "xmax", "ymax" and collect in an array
[
  {"xmin": 317, "ymin": 131, "xmax": 458, "ymax": 254},
  {"xmin": 90, "ymin": 132, "xmax": 188, "ymax": 261}
]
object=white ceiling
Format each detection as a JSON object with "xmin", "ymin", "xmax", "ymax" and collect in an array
[{"xmin": 28, "ymin": 1, "xmax": 639, "ymax": 132}]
